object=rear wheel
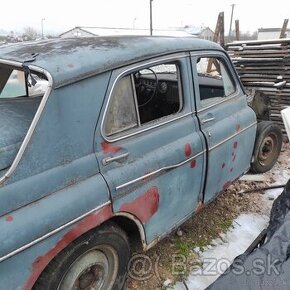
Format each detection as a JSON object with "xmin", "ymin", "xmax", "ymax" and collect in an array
[
  {"xmin": 251, "ymin": 121, "xmax": 282, "ymax": 173},
  {"xmin": 33, "ymin": 223, "xmax": 130, "ymax": 290}
]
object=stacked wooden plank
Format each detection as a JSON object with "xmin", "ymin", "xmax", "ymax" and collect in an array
[{"xmin": 227, "ymin": 39, "xmax": 290, "ymax": 137}]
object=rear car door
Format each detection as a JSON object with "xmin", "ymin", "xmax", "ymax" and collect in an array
[
  {"xmin": 190, "ymin": 52, "xmax": 257, "ymax": 204},
  {"xmin": 95, "ymin": 54, "xmax": 206, "ymax": 244}
]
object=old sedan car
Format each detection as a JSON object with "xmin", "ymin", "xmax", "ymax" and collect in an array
[{"xmin": 0, "ymin": 36, "xmax": 282, "ymax": 290}]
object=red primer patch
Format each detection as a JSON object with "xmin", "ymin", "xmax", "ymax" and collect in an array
[
  {"xmin": 223, "ymin": 181, "xmax": 232, "ymax": 190},
  {"xmin": 67, "ymin": 64, "xmax": 74, "ymax": 68},
  {"xmin": 233, "ymin": 141, "xmax": 238, "ymax": 149},
  {"xmin": 5, "ymin": 215, "xmax": 13, "ymax": 222},
  {"xmin": 184, "ymin": 144, "xmax": 192, "ymax": 157},
  {"xmin": 190, "ymin": 160, "xmax": 196, "ymax": 168},
  {"xmin": 120, "ymin": 187, "xmax": 159, "ymax": 224},
  {"xmin": 236, "ymin": 124, "xmax": 241, "ymax": 132},
  {"xmin": 101, "ymin": 142, "xmax": 122, "ymax": 154},
  {"xmin": 221, "ymin": 163, "xmax": 226, "ymax": 168},
  {"xmin": 23, "ymin": 205, "xmax": 113, "ymax": 290}
]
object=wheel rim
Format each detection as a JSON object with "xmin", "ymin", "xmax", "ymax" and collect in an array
[
  {"xmin": 258, "ymin": 133, "xmax": 279, "ymax": 167},
  {"xmin": 58, "ymin": 246, "xmax": 119, "ymax": 290}
]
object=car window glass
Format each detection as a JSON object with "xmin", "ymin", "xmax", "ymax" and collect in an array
[
  {"xmin": 196, "ymin": 57, "xmax": 235, "ymax": 107},
  {"xmin": 104, "ymin": 75, "xmax": 138, "ymax": 136},
  {"xmin": 0, "ymin": 69, "xmax": 48, "ymax": 98},
  {"xmin": 104, "ymin": 62, "xmax": 182, "ymax": 137}
]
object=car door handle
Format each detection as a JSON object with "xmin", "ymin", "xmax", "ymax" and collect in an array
[
  {"xmin": 102, "ymin": 152, "xmax": 129, "ymax": 166},
  {"xmin": 201, "ymin": 117, "xmax": 215, "ymax": 124}
]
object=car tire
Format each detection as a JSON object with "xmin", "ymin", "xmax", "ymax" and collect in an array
[
  {"xmin": 33, "ymin": 222, "xmax": 130, "ymax": 290},
  {"xmin": 251, "ymin": 121, "xmax": 282, "ymax": 173}
]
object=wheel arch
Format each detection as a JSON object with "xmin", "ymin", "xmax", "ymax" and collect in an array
[{"xmin": 26, "ymin": 209, "xmax": 147, "ymax": 289}]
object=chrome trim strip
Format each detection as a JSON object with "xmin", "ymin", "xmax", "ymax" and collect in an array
[
  {"xmin": 0, "ymin": 201, "xmax": 111, "ymax": 263},
  {"xmin": 116, "ymin": 150, "xmax": 206, "ymax": 190},
  {"xmin": 209, "ymin": 122, "xmax": 257, "ymax": 152},
  {"xmin": 0, "ymin": 59, "xmax": 53, "ymax": 185},
  {"xmin": 100, "ymin": 54, "xmax": 188, "ymax": 143}
]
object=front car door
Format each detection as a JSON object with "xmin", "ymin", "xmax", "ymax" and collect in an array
[
  {"xmin": 191, "ymin": 51, "xmax": 257, "ymax": 204},
  {"xmin": 95, "ymin": 54, "xmax": 206, "ymax": 244}
]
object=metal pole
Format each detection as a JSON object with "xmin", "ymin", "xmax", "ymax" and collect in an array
[
  {"xmin": 41, "ymin": 18, "xmax": 45, "ymax": 39},
  {"xmin": 229, "ymin": 4, "xmax": 235, "ymax": 37},
  {"xmin": 150, "ymin": 0, "xmax": 153, "ymax": 36}
]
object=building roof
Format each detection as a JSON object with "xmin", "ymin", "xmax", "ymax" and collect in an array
[
  {"xmin": 59, "ymin": 26, "xmax": 194, "ymax": 38},
  {"xmin": 0, "ymin": 36, "xmax": 222, "ymax": 88},
  {"xmin": 258, "ymin": 28, "xmax": 290, "ymax": 33}
]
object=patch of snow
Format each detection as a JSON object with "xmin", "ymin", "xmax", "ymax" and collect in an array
[{"xmin": 172, "ymin": 213, "xmax": 269, "ymax": 290}]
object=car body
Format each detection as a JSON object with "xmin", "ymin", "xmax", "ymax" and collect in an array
[{"xmin": 0, "ymin": 36, "xmax": 261, "ymax": 289}]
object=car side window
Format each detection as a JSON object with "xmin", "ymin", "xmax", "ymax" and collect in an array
[
  {"xmin": 196, "ymin": 57, "xmax": 235, "ymax": 107},
  {"xmin": 104, "ymin": 62, "xmax": 182, "ymax": 136},
  {"xmin": 104, "ymin": 76, "xmax": 138, "ymax": 136}
]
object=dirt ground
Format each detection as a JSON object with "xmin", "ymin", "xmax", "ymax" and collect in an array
[{"xmin": 124, "ymin": 143, "xmax": 290, "ymax": 290}]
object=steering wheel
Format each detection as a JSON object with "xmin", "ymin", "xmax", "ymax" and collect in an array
[{"xmin": 135, "ymin": 68, "xmax": 158, "ymax": 107}]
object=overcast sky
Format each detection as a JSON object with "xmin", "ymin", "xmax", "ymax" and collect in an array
[{"xmin": 1, "ymin": 0, "xmax": 289, "ymax": 35}]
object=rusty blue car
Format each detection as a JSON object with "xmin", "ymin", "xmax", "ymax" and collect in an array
[{"xmin": 0, "ymin": 36, "xmax": 282, "ymax": 290}]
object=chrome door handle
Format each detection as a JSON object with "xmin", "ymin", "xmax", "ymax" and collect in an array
[
  {"xmin": 102, "ymin": 152, "xmax": 129, "ymax": 166},
  {"xmin": 201, "ymin": 117, "xmax": 215, "ymax": 124}
]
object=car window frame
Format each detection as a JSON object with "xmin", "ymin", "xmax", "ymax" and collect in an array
[
  {"xmin": 191, "ymin": 51, "xmax": 242, "ymax": 112},
  {"xmin": 101, "ymin": 54, "xmax": 187, "ymax": 142}
]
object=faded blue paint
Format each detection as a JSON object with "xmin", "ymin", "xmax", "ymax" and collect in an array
[
  {"xmin": 0, "ymin": 37, "xmax": 221, "ymax": 88},
  {"xmin": 0, "ymin": 37, "xmax": 258, "ymax": 290}
]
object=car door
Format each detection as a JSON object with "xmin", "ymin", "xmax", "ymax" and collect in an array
[
  {"xmin": 190, "ymin": 52, "xmax": 257, "ymax": 204},
  {"xmin": 95, "ymin": 54, "xmax": 206, "ymax": 244}
]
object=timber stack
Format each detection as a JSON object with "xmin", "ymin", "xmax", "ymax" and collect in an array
[{"xmin": 227, "ymin": 39, "xmax": 290, "ymax": 138}]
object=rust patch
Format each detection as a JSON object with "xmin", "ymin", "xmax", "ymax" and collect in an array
[
  {"xmin": 67, "ymin": 64, "xmax": 75, "ymax": 68},
  {"xmin": 23, "ymin": 205, "xmax": 113, "ymax": 290},
  {"xmin": 195, "ymin": 201, "xmax": 205, "ymax": 214},
  {"xmin": 190, "ymin": 160, "xmax": 196, "ymax": 168},
  {"xmin": 221, "ymin": 163, "xmax": 226, "ymax": 168},
  {"xmin": 236, "ymin": 124, "xmax": 241, "ymax": 132},
  {"xmin": 5, "ymin": 215, "xmax": 13, "ymax": 222},
  {"xmin": 223, "ymin": 181, "xmax": 232, "ymax": 190},
  {"xmin": 233, "ymin": 141, "xmax": 238, "ymax": 149},
  {"xmin": 120, "ymin": 186, "xmax": 159, "ymax": 224},
  {"xmin": 101, "ymin": 142, "xmax": 122, "ymax": 154},
  {"xmin": 184, "ymin": 143, "xmax": 192, "ymax": 157}
]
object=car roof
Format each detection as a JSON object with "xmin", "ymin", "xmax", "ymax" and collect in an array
[{"xmin": 0, "ymin": 36, "xmax": 223, "ymax": 88}]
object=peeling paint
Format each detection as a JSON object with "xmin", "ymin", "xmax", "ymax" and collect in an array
[
  {"xmin": 23, "ymin": 204, "xmax": 113, "ymax": 290},
  {"xmin": 230, "ymin": 168, "xmax": 233, "ymax": 172},
  {"xmin": 221, "ymin": 163, "xmax": 226, "ymax": 169},
  {"xmin": 184, "ymin": 144, "xmax": 192, "ymax": 157},
  {"xmin": 232, "ymin": 154, "xmax": 236, "ymax": 162},
  {"xmin": 5, "ymin": 215, "xmax": 13, "ymax": 222},
  {"xmin": 190, "ymin": 160, "xmax": 196, "ymax": 168},
  {"xmin": 101, "ymin": 142, "xmax": 122, "ymax": 154},
  {"xmin": 120, "ymin": 186, "xmax": 159, "ymax": 224}
]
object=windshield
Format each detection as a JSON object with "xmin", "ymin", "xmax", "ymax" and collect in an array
[{"xmin": 0, "ymin": 67, "xmax": 48, "ymax": 98}]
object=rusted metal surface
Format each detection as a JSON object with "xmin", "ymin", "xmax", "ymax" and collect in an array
[{"xmin": 227, "ymin": 39, "xmax": 290, "ymax": 138}]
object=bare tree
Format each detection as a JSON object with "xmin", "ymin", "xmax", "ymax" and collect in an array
[{"xmin": 23, "ymin": 27, "xmax": 38, "ymax": 40}]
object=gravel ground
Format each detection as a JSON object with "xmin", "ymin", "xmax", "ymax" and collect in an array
[{"xmin": 124, "ymin": 143, "xmax": 290, "ymax": 290}]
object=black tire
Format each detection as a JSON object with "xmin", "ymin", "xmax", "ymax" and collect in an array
[
  {"xmin": 33, "ymin": 222, "xmax": 130, "ymax": 290},
  {"xmin": 251, "ymin": 121, "xmax": 282, "ymax": 173}
]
